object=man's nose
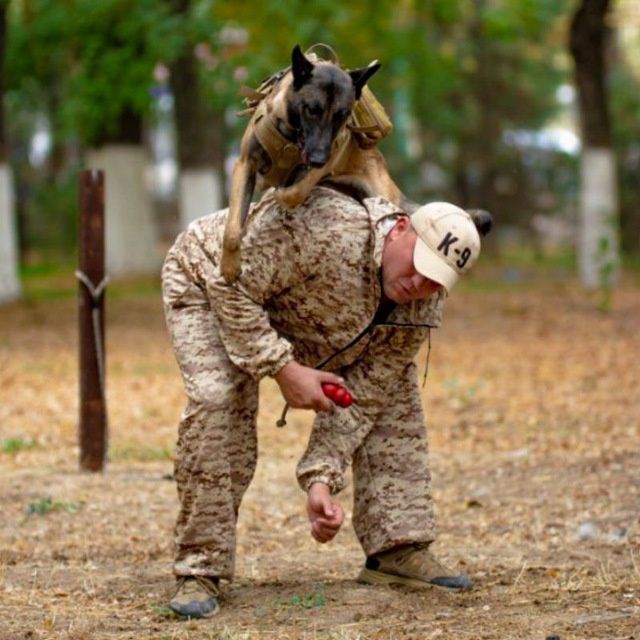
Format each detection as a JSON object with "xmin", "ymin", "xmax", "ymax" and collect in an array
[
  {"xmin": 411, "ymin": 273, "xmax": 439, "ymax": 296},
  {"xmin": 410, "ymin": 273, "xmax": 430, "ymax": 290}
]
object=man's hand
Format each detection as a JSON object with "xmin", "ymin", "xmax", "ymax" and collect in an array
[
  {"xmin": 306, "ymin": 482, "xmax": 344, "ymax": 544},
  {"xmin": 274, "ymin": 361, "xmax": 351, "ymax": 412}
]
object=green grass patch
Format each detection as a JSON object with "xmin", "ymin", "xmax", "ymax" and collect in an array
[
  {"xmin": 108, "ymin": 277, "xmax": 162, "ymax": 300},
  {"xmin": 1, "ymin": 437, "xmax": 38, "ymax": 454},
  {"xmin": 110, "ymin": 444, "xmax": 173, "ymax": 462},
  {"xmin": 149, "ymin": 603, "xmax": 178, "ymax": 619},
  {"xmin": 26, "ymin": 497, "xmax": 83, "ymax": 516},
  {"xmin": 19, "ymin": 258, "xmax": 76, "ymax": 301},
  {"xmin": 18, "ymin": 259, "xmax": 161, "ymax": 303},
  {"xmin": 21, "ymin": 275, "xmax": 162, "ymax": 303},
  {"xmin": 276, "ymin": 583, "xmax": 326, "ymax": 610}
]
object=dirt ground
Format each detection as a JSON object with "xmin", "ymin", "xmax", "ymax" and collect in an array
[{"xmin": 1, "ymin": 268, "xmax": 639, "ymax": 640}]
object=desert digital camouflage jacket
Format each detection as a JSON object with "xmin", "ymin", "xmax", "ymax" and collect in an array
[{"xmin": 164, "ymin": 186, "xmax": 445, "ymax": 384}]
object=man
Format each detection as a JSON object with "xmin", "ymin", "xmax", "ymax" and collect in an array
[{"xmin": 161, "ymin": 186, "xmax": 483, "ymax": 618}]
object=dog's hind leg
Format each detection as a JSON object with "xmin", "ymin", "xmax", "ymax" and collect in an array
[{"xmin": 222, "ymin": 158, "xmax": 256, "ymax": 283}]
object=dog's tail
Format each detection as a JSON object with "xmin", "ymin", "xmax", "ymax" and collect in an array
[
  {"xmin": 466, "ymin": 209, "xmax": 493, "ymax": 237},
  {"xmin": 402, "ymin": 200, "xmax": 493, "ymax": 237}
]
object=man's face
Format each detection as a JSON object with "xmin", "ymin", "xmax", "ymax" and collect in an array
[{"xmin": 381, "ymin": 217, "xmax": 443, "ymax": 304}]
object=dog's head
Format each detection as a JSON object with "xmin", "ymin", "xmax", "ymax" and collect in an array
[{"xmin": 287, "ymin": 44, "xmax": 381, "ymax": 168}]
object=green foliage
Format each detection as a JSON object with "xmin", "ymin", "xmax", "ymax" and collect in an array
[
  {"xmin": 6, "ymin": 0, "xmax": 223, "ymax": 145},
  {"xmin": 595, "ymin": 211, "xmax": 619, "ymax": 311},
  {"xmin": 215, "ymin": 0, "xmax": 571, "ymax": 208},
  {"xmin": 9, "ymin": 0, "xmax": 636, "ymax": 261},
  {"xmin": 148, "ymin": 603, "xmax": 179, "ymax": 619},
  {"xmin": 275, "ymin": 583, "xmax": 327, "ymax": 611},
  {"xmin": 26, "ymin": 496, "xmax": 83, "ymax": 516},
  {"xmin": 23, "ymin": 172, "xmax": 78, "ymax": 255},
  {"xmin": 110, "ymin": 444, "xmax": 173, "ymax": 462},
  {"xmin": 611, "ymin": 61, "xmax": 640, "ymax": 255},
  {"xmin": 1, "ymin": 437, "xmax": 38, "ymax": 453}
]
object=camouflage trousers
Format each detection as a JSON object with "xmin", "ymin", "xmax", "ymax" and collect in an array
[
  {"xmin": 162, "ymin": 256, "xmax": 436, "ymax": 579},
  {"xmin": 297, "ymin": 357, "xmax": 437, "ymax": 556},
  {"xmin": 162, "ymin": 256, "xmax": 258, "ymax": 579}
]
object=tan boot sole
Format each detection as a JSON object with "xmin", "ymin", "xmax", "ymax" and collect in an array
[
  {"xmin": 358, "ymin": 567, "xmax": 471, "ymax": 591},
  {"xmin": 358, "ymin": 567, "xmax": 437, "ymax": 590}
]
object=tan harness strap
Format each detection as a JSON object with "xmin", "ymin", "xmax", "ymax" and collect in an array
[
  {"xmin": 251, "ymin": 101, "xmax": 302, "ymax": 187},
  {"xmin": 326, "ymin": 127, "xmax": 355, "ymax": 175},
  {"xmin": 347, "ymin": 86, "xmax": 393, "ymax": 149}
]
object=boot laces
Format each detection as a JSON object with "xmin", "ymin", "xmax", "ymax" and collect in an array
[{"xmin": 173, "ymin": 576, "xmax": 220, "ymax": 599}]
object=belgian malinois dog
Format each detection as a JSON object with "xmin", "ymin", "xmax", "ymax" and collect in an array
[{"xmin": 221, "ymin": 45, "xmax": 492, "ymax": 284}]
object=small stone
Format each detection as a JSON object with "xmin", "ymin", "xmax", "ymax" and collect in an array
[
  {"xmin": 605, "ymin": 527, "xmax": 627, "ymax": 543},
  {"xmin": 576, "ymin": 521, "xmax": 598, "ymax": 540}
]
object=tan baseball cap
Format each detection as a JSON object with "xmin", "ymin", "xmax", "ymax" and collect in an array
[{"xmin": 410, "ymin": 202, "xmax": 481, "ymax": 293}]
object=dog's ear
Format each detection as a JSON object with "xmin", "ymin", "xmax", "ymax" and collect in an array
[
  {"xmin": 291, "ymin": 44, "xmax": 314, "ymax": 90},
  {"xmin": 466, "ymin": 209, "xmax": 494, "ymax": 237},
  {"xmin": 349, "ymin": 60, "xmax": 382, "ymax": 99}
]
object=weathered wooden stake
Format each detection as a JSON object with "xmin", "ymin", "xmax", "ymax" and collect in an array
[{"xmin": 78, "ymin": 169, "xmax": 107, "ymax": 472}]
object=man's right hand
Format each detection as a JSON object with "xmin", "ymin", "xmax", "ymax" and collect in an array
[{"xmin": 274, "ymin": 361, "xmax": 350, "ymax": 412}]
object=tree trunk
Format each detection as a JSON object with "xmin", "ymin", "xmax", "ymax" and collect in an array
[
  {"xmin": 85, "ymin": 106, "xmax": 160, "ymax": 276},
  {"xmin": 168, "ymin": 0, "xmax": 225, "ymax": 228},
  {"xmin": 0, "ymin": 0, "xmax": 22, "ymax": 303},
  {"xmin": 86, "ymin": 145, "xmax": 160, "ymax": 277},
  {"xmin": 0, "ymin": 0, "xmax": 6, "ymax": 164},
  {"xmin": 570, "ymin": 0, "xmax": 620, "ymax": 288},
  {"xmin": 451, "ymin": 0, "xmax": 500, "ymax": 213}
]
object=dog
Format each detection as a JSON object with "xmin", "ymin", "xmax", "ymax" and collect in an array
[{"xmin": 221, "ymin": 45, "xmax": 492, "ymax": 284}]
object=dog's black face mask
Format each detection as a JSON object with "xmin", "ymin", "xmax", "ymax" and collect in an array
[{"xmin": 288, "ymin": 45, "xmax": 381, "ymax": 168}]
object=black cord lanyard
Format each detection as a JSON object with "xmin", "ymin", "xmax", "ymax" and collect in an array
[{"xmin": 275, "ymin": 303, "xmax": 435, "ymax": 427}]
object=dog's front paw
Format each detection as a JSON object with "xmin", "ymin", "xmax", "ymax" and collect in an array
[
  {"xmin": 221, "ymin": 248, "xmax": 241, "ymax": 284},
  {"xmin": 274, "ymin": 186, "xmax": 306, "ymax": 209}
]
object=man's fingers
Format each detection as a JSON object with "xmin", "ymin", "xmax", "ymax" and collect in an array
[
  {"xmin": 311, "ymin": 523, "xmax": 338, "ymax": 543},
  {"xmin": 314, "ymin": 517, "xmax": 341, "ymax": 530},
  {"xmin": 314, "ymin": 396, "xmax": 334, "ymax": 413},
  {"xmin": 322, "ymin": 500, "xmax": 335, "ymax": 518},
  {"xmin": 322, "ymin": 502, "xmax": 344, "ymax": 524},
  {"xmin": 318, "ymin": 377, "xmax": 356, "ymax": 405},
  {"xmin": 319, "ymin": 372, "xmax": 345, "ymax": 385},
  {"xmin": 311, "ymin": 523, "xmax": 329, "ymax": 543}
]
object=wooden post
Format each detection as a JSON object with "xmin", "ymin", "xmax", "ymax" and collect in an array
[{"xmin": 78, "ymin": 169, "xmax": 107, "ymax": 471}]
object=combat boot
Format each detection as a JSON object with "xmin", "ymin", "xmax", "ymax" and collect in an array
[
  {"xmin": 358, "ymin": 543, "xmax": 472, "ymax": 591},
  {"xmin": 169, "ymin": 576, "xmax": 220, "ymax": 618}
]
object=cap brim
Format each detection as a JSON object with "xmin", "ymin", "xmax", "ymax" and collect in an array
[{"xmin": 413, "ymin": 238, "xmax": 459, "ymax": 294}]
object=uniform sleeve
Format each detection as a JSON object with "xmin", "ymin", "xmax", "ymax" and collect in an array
[
  {"xmin": 206, "ymin": 278, "xmax": 296, "ymax": 380},
  {"xmin": 296, "ymin": 322, "xmax": 431, "ymax": 493},
  {"xmin": 203, "ymin": 202, "xmax": 307, "ymax": 380},
  {"xmin": 203, "ymin": 189, "xmax": 369, "ymax": 381},
  {"xmin": 296, "ymin": 400, "xmax": 378, "ymax": 494}
]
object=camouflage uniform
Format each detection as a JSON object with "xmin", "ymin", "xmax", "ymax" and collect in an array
[{"xmin": 162, "ymin": 186, "xmax": 444, "ymax": 579}]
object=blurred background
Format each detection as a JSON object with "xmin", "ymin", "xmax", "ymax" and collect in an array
[
  {"xmin": 1, "ymin": 7, "xmax": 639, "ymax": 635},
  {"xmin": 0, "ymin": 0, "xmax": 639, "ymax": 300}
]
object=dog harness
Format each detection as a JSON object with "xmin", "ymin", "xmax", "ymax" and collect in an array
[
  {"xmin": 238, "ymin": 49, "xmax": 393, "ymax": 187},
  {"xmin": 249, "ymin": 99, "xmax": 306, "ymax": 187},
  {"xmin": 250, "ymin": 98, "xmax": 353, "ymax": 187}
]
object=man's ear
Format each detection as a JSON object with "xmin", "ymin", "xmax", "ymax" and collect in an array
[
  {"xmin": 388, "ymin": 215, "xmax": 410, "ymax": 240},
  {"xmin": 349, "ymin": 60, "xmax": 382, "ymax": 99},
  {"xmin": 291, "ymin": 44, "xmax": 314, "ymax": 90}
]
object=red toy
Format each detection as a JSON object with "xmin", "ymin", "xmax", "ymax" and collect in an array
[{"xmin": 321, "ymin": 383, "xmax": 354, "ymax": 408}]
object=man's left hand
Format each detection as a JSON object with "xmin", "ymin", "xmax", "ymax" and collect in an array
[{"xmin": 306, "ymin": 482, "xmax": 345, "ymax": 543}]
